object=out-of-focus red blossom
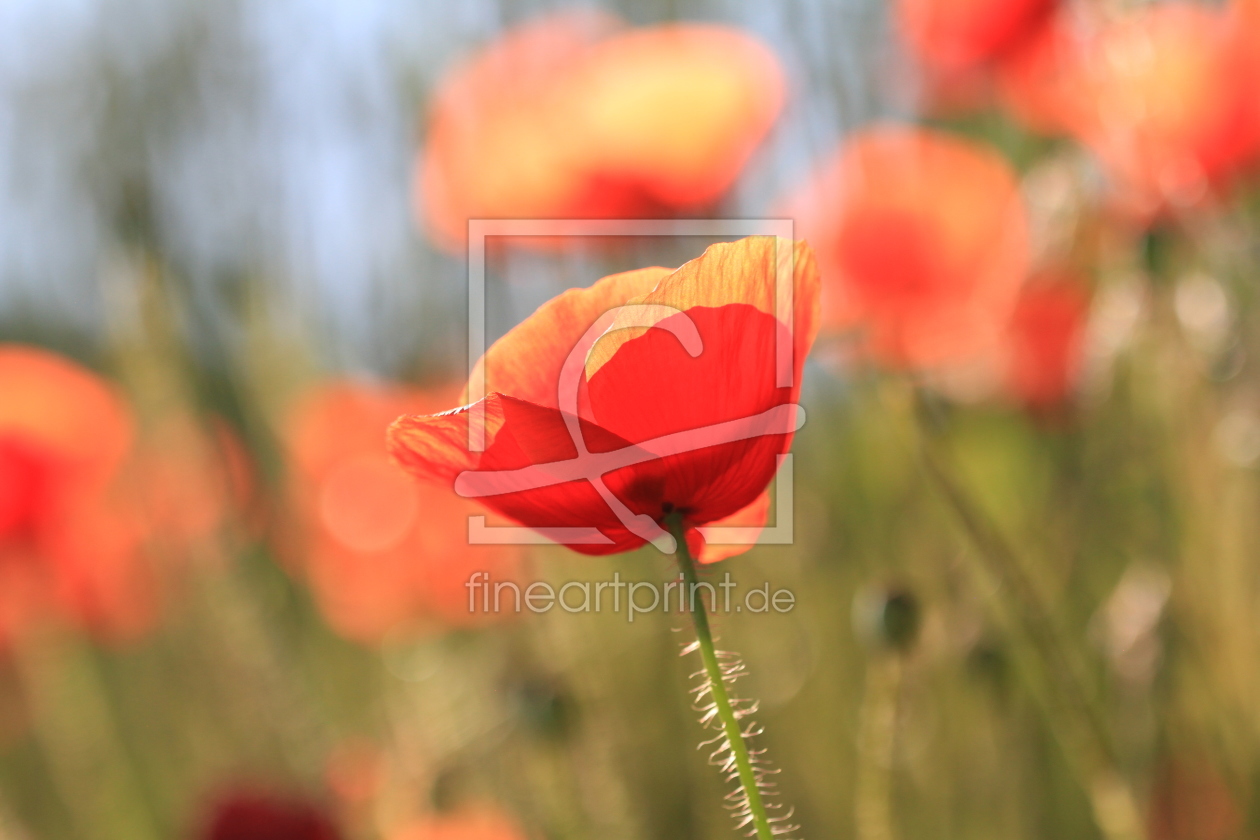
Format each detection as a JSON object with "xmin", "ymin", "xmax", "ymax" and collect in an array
[
  {"xmin": 896, "ymin": 0, "xmax": 1058, "ymax": 73},
  {"xmin": 282, "ymin": 382, "xmax": 521, "ymax": 642},
  {"xmin": 1147, "ymin": 756, "xmax": 1242, "ymax": 840},
  {"xmin": 1066, "ymin": 3, "xmax": 1260, "ymax": 214},
  {"xmin": 389, "ymin": 811, "xmax": 526, "ymax": 840},
  {"xmin": 995, "ymin": 11, "xmax": 1085, "ymax": 135},
  {"xmin": 128, "ymin": 414, "xmax": 254, "ymax": 550},
  {"xmin": 0, "ymin": 345, "xmax": 242, "ymax": 646},
  {"xmin": 418, "ymin": 10, "xmax": 784, "ymax": 251},
  {"xmin": 1235, "ymin": 0, "xmax": 1260, "ymax": 60},
  {"xmin": 324, "ymin": 739, "xmax": 382, "ymax": 807},
  {"xmin": 196, "ymin": 791, "xmax": 342, "ymax": 840},
  {"xmin": 1002, "ymin": 273, "xmax": 1091, "ymax": 409},
  {"xmin": 387, "ymin": 237, "xmax": 819, "ymax": 562},
  {"xmin": 0, "ymin": 345, "xmax": 148, "ymax": 644},
  {"xmin": 793, "ymin": 126, "xmax": 1028, "ymax": 368}
]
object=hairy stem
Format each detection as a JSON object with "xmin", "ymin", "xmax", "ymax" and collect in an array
[{"xmin": 666, "ymin": 513, "xmax": 775, "ymax": 840}]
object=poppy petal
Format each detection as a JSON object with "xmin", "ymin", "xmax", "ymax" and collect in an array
[
  {"xmin": 469, "ymin": 265, "xmax": 670, "ymax": 410},
  {"xmin": 586, "ymin": 237, "xmax": 820, "ymax": 385},
  {"xmin": 389, "ymin": 393, "xmax": 656, "ymax": 554},
  {"xmin": 694, "ymin": 488, "xmax": 771, "ymax": 565},
  {"xmin": 586, "ymin": 304, "xmax": 802, "ymax": 527},
  {"xmin": 581, "ymin": 238, "xmax": 816, "ymax": 527}
]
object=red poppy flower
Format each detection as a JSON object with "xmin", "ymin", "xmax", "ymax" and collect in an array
[
  {"xmin": 1068, "ymin": 3, "xmax": 1260, "ymax": 213},
  {"xmin": 197, "ymin": 790, "xmax": 342, "ymax": 840},
  {"xmin": 1002, "ymin": 272, "xmax": 1090, "ymax": 409},
  {"xmin": 995, "ymin": 10, "xmax": 1086, "ymax": 136},
  {"xmin": 896, "ymin": 0, "xmax": 1058, "ymax": 73},
  {"xmin": 388, "ymin": 236, "xmax": 819, "ymax": 560},
  {"xmin": 0, "ymin": 346, "xmax": 242, "ymax": 645},
  {"xmin": 282, "ymin": 382, "xmax": 522, "ymax": 641},
  {"xmin": 389, "ymin": 810, "xmax": 526, "ymax": 840},
  {"xmin": 0, "ymin": 345, "xmax": 151, "ymax": 644},
  {"xmin": 792, "ymin": 126, "xmax": 1028, "ymax": 367},
  {"xmin": 418, "ymin": 11, "xmax": 784, "ymax": 251}
]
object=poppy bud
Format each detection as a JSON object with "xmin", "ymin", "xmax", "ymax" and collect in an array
[{"xmin": 853, "ymin": 585, "xmax": 922, "ymax": 652}]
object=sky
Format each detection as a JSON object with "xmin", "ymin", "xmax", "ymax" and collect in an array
[{"xmin": 0, "ymin": 0, "xmax": 883, "ymax": 372}]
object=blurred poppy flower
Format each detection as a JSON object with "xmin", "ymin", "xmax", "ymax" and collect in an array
[
  {"xmin": 1147, "ymin": 756, "xmax": 1242, "ymax": 840},
  {"xmin": 128, "ymin": 413, "xmax": 254, "ymax": 551},
  {"xmin": 418, "ymin": 11, "xmax": 784, "ymax": 250},
  {"xmin": 388, "ymin": 236, "xmax": 819, "ymax": 560},
  {"xmin": 995, "ymin": 10, "xmax": 1085, "ymax": 135},
  {"xmin": 896, "ymin": 0, "xmax": 1058, "ymax": 73},
  {"xmin": 282, "ymin": 382, "xmax": 522, "ymax": 642},
  {"xmin": 793, "ymin": 126, "xmax": 1028, "ymax": 367},
  {"xmin": 1233, "ymin": 0, "xmax": 1260, "ymax": 67},
  {"xmin": 1069, "ymin": 3, "xmax": 1260, "ymax": 214},
  {"xmin": 389, "ymin": 810, "xmax": 526, "ymax": 840},
  {"xmin": 196, "ymin": 790, "xmax": 342, "ymax": 840},
  {"xmin": 0, "ymin": 345, "xmax": 154, "ymax": 644},
  {"xmin": 1002, "ymin": 272, "xmax": 1090, "ymax": 409}
]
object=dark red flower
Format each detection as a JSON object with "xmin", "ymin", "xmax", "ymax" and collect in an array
[
  {"xmin": 197, "ymin": 791, "xmax": 342, "ymax": 840},
  {"xmin": 388, "ymin": 237, "xmax": 819, "ymax": 561}
]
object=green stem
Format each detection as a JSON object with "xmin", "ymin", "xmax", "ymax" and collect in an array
[
  {"xmin": 917, "ymin": 436, "xmax": 1144, "ymax": 840},
  {"xmin": 666, "ymin": 514, "xmax": 774, "ymax": 840}
]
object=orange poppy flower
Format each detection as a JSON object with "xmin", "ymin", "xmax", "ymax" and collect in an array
[
  {"xmin": 388, "ymin": 236, "xmax": 819, "ymax": 560},
  {"xmin": 418, "ymin": 11, "xmax": 784, "ymax": 251},
  {"xmin": 389, "ymin": 810, "xmax": 526, "ymax": 840},
  {"xmin": 1002, "ymin": 272, "xmax": 1090, "ymax": 409},
  {"xmin": 0, "ymin": 345, "xmax": 155, "ymax": 644},
  {"xmin": 1069, "ymin": 3, "xmax": 1260, "ymax": 212},
  {"xmin": 896, "ymin": 0, "xmax": 1058, "ymax": 73},
  {"xmin": 282, "ymin": 382, "xmax": 522, "ymax": 642},
  {"xmin": 793, "ymin": 126, "xmax": 1028, "ymax": 367}
]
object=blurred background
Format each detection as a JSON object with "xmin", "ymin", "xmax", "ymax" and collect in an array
[{"xmin": 1, "ymin": 0, "xmax": 1259, "ymax": 838}]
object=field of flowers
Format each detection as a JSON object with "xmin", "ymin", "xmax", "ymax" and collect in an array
[{"xmin": 1, "ymin": 1, "xmax": 1259, "ymax": 839}]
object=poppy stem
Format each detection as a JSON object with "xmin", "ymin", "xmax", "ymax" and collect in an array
[{"xmin": 666, "ymin": 514, "xmax": 776, "ymax": 840}]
